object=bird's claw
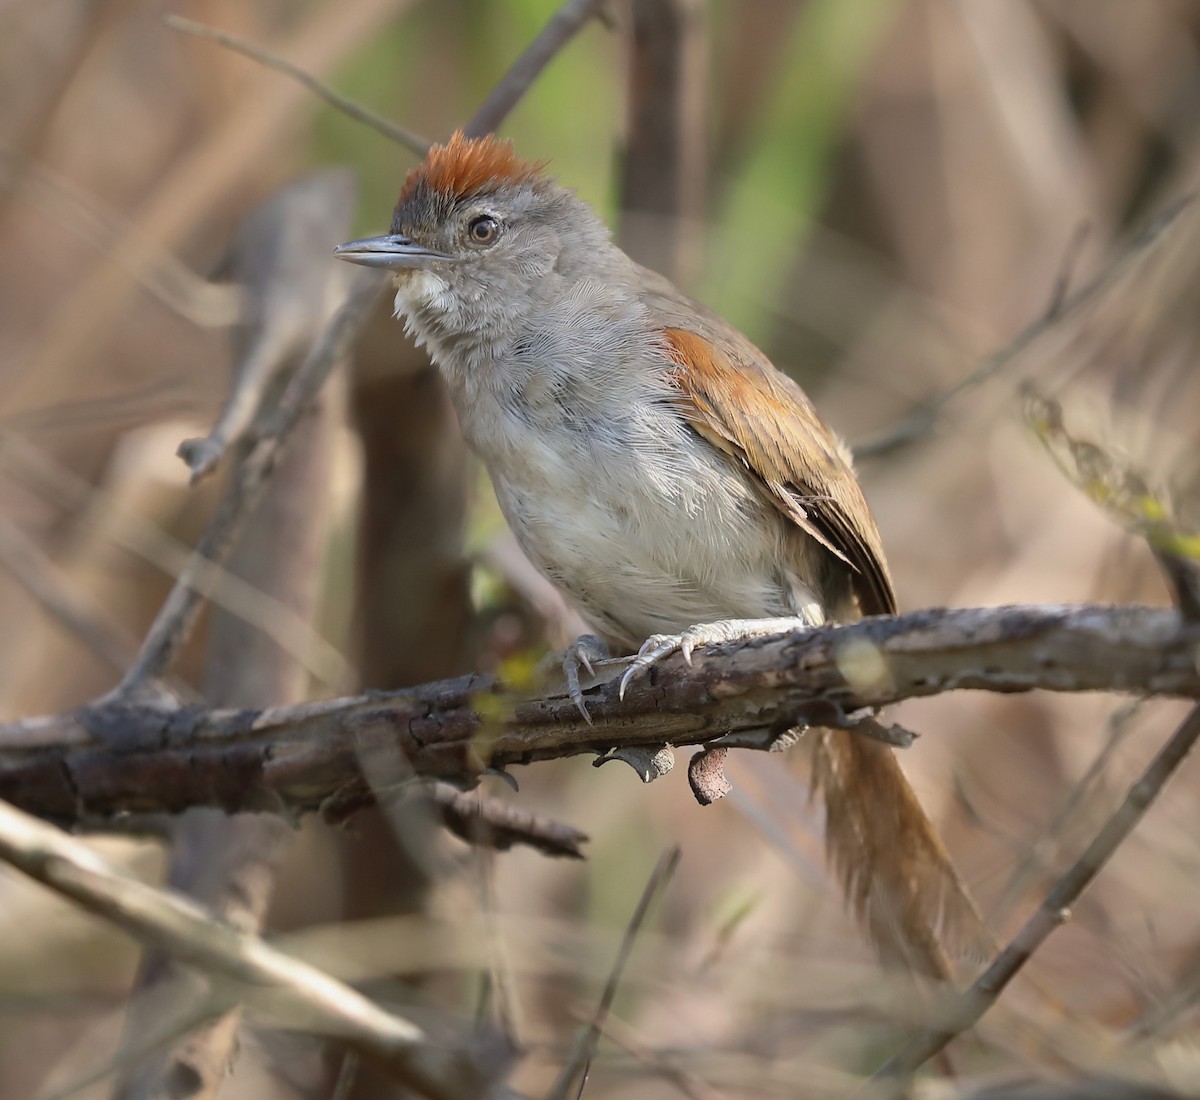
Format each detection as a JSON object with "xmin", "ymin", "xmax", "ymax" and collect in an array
[
  {"xmin": 562, "ymin": 634, "xmax": 609, "ymax": 723},
  {"xmin": 618, "ymin": 627, "xmax": 705, "ymax": 699},
  {"xmin": 619, "ymin": 617, "xmax": 813, "ymax": 699}
]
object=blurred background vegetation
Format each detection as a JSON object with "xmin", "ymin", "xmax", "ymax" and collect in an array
[{"xmin": 2, "ymin": 0, "xmax": 1200, "ymax": 1096}]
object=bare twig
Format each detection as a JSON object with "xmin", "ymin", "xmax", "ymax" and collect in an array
[
  {"xmin": 0, "ymin": 800, "xmax": 496, "ymax": 1099},
  {"xmin": 854, "ymin": 197, "xmax": 1194, "ymax": 460},
  {"xmin": 0, "ymin": 0, "xmax": 127, "ymax": 227},
  {"xmin": 8, "ymin": 0, "xmax": 411, "ymax": 414},
  {"xmin": 464, "ymin": 0, "xmax": 610, "ymax": 138},
  {"xmin": 176, "ymin": 169, "xmax": 356, "ymax": 483},
  {"xmin": 113, "ymin": 267, "xmax": 384, "ymax": 697},
  {"xmin": 428, "ymin": 783, "xmax": 589, "ymax": 859},
  {"xmin": 2, "ymin": 603, "xmax": 1195, "ymax": 828},
  {"xmin": 876, "ymin": 703, "xmax": 1200, "ymax": 1081},
  {"xmin": 164, "ymin": 15, "xmax": 430, "ymax": 155},
  {"xmin": 547, "ymin": 846, "xmax": 681, "ymax": 1100}
]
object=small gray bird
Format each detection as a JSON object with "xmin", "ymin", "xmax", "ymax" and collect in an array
[{"xmin": 336, "ymin": 131, "xmax": 984, "ymax": 978}]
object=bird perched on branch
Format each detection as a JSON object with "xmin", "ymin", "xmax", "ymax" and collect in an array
[{"xmin": 335, "ymin": 131, "xmax": 985, "ymax": 978}]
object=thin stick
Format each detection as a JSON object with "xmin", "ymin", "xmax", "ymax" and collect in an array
[
  {"xmin": 876, "ymin": 703, "xmax": 1200, "ymax": 1080},
  {"xmin": 164, "ymin": 15, "xmax": 429, "ymax": 155},
  {"xmin": 114, "ymin": 268, "xmax": 383, "ymax": 695},
  {"xmin": 428, "ymin": 782, "xmax": 589, "ymax": 859},
  {"xmin": 0, "ymin": 799, "xmax": 489, "ymax": 1099},
  {"xmin": 465, "ymin": 0, "xmax": 609, "ymax": 137},
  {"xmin": 546, "ymin": 845, "xmax": 681, "ymax": 1100}
]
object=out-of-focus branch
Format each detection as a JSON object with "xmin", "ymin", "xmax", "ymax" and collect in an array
[
  {"xmin": 0, "ymin": 429, "xmax": 349, "ymax": 689},
  {"xmin": 548, "ymin": 846, "xmax": 680, "ymax": 1100},
  {"xmin": 464, "ymin": 0, "xmax": 610, "ymax": 138},
  {"xmin": 7, "ymin": 0, "xmax": 413, "ymax": 416},
  {"xmin": 0, "ymin": 147, "xmax": 244, "ymax": 329},
  {"xmin": 0, "ymin": 800, "xmax": 496, "ymax": 1100},
  {"xmin": 618, "ymin": 0, "xmax": 706, "ymax": 281},
  {"xmin": 164, "ymin": 16, "xmax": 430, "ymax": 155},
  {"xmin": 876, "ymin": 703, "xmax": 1200, "ymax": 1082},
  {"xmin": 111, "ymin": 266, "xmax": 383, "ymax": 698},
  {"xmin": 934, "ymin": 1076, "xmax": 1188, "ymax": 1100},
  {"xmin": 176, "ymin": 170, "xmax": 358, "ymax": 483},
  {"xmin": 1, "ymin": 603, "xmax": 1196, "ymax": 821},
  {"xmin": 113, "ymin": 173, "xmax": 357, "ymax": 1099}
]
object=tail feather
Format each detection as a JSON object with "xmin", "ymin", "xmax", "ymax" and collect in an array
[{"xmin": 812, "ymin": 724, "xmax": 989, "ymax": 981}]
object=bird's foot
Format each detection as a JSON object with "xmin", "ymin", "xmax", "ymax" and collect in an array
[
  {"xmin": 561, "ymin": 634, "xmax": 611, "ymax": 723},
  {"xmin": 618, "ymin": 616, "xmax": 812, "ymax": 699}
]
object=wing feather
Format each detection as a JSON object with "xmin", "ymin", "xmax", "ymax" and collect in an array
[{"xmin": 659, "ymin": 326, "xmax": 897, "ymax": 617}]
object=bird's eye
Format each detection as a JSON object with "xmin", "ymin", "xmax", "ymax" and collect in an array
[{"xmin": 467, "ymin": 215, "xmax": 500, "ymax": 245}]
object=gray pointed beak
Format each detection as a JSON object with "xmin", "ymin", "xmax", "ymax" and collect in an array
[{"xmin": 332, "ymin": 234, "xmax": 452, "ymax": 269}]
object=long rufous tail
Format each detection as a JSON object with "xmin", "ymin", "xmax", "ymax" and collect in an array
[{"xmin": 812, "ymin": 724, "xmax": 989, "ymax": 981}]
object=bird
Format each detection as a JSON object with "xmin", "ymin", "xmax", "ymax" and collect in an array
[{"xmin": 335, "ymin": 130, "xmax": 985, "ymax": 978}]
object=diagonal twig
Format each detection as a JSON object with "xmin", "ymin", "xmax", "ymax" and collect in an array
[
  {"xmin": 0, "ymin": 517, "xmax": 139, "ymax": 674},
  {"xmin": 164, "ymin": 15, "xmax": 429, "ymax": 155},
  {"xmin": 464, "ymin": 0, "xmax": 611, "ymax": 138},
  {"xmin": 0, "ymin": 429, "xmax": 350, "ymax": 690},
  {"xmin": 0, "ymin": 799, "xmax": 498, "ymax": 1100},
  {"xmin": 547, "ymin": 845, "xmax": 681, "ymax": 1099},
  {"xmin": 876, "ymin": 703, "xmax": 1200, "ymax": 1081}
]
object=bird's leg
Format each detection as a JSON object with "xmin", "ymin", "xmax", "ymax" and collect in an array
[{"xmin": 618, "ymin": 617, "xmax": 814, "ymax": 699}]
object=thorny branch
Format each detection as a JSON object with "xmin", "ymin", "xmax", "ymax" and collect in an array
[{"xmin": 0, "ymin": 603, "xmax": 1195, "ymax": 823}]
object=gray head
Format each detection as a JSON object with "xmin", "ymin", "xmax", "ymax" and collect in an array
[{"xmin": 334, "ymin": 131, "xmax": 615, "ymax": 339}]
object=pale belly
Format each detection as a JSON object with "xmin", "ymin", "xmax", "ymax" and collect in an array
[{"xmin": 490, "ymin": 434, "xmax": 823, "ymax": 650}]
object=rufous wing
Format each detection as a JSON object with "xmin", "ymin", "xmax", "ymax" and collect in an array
[{"xmin": 660, "ymin": 326, "xmax": 896, "ymax": 617}]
